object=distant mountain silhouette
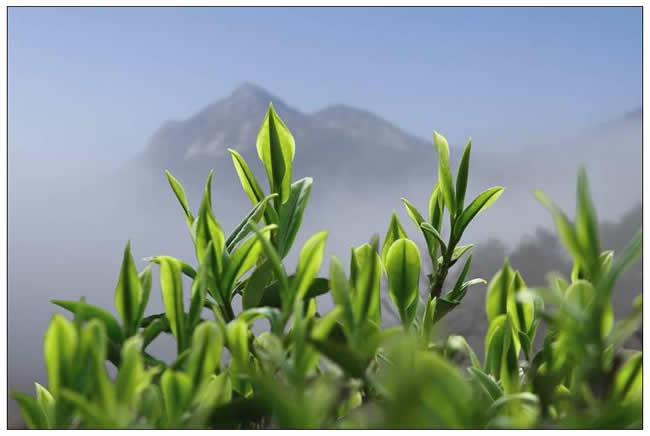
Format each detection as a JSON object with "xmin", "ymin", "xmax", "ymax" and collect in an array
[
  {"xmin": 127, "ymin": 82, "xmax": 437, "ymax": 196},
  {"xmin": 119, "ymin": 83, "xmax": 640, "ymax": 245}
]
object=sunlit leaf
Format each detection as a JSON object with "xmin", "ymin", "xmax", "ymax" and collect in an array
[
  {"xmin": 381, "ymin": 211, "xmax": 408, "ymax": 264},
  {"xmin": 385, "ymin": 238, "xmax": 421, "ymax": 323},
  {"xmin": 256, "ymin": 103, "xmax": 296, "ymax": 204},
  {"xmin": 454, "ymin": 187, "xmax": 504, "ymax": 241},
  {"xmin": 165, "ymin": 170, "xmax": 194, "ymax": 231},
  {"xmin": 277, "ymin": 177, "xmax": 313, "ymax": 258},
  {"xmin": 433, "ymin": 131, "xmax": 456, "ymax": 216},
  {"xmin": 401, "ymin": 198, "xmax": 438, "ymax": 259},
  {"xmin": 159, "ymin": 257, "xmax": 187, "ymax": 353},
  {"xmin": 187, "ymin": 322, "xmax": 223, "ymax": 390},
  {"xmin": 43, "ymin": 314, "xmax": 78, "ymax": 397},
  {"xmin": 114, "ymin": 241, "xmax": 144, "ymax": 336},
  {"xmin": 225, "ymin": 193, "xmax": 278, "ymax": 252},
  {"xmin": 10, "ymin": 392, "xmax": 48, "ymax": 429},
  {"xmin": 160, "ymin": 370, "xmax": 192, "ymax": 428},
  {"xmin": 455, "ymin": 138, "xmax": 472, "ymax": 213},
  {"xmin": 222, "ymin": 225, "xmax": 276, "ymax": 296},
  {"xmin": 292, "ymin": 231, "xmax": 328, "ymax": 303},
  {"xmin": 51, "ymin": 300, "xmax": 122, "ymax": 344}
]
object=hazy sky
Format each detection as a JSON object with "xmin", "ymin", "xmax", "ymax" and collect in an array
[{"xmin": 9, "ymin": 6, "xmax": 641, "ymax": 168}]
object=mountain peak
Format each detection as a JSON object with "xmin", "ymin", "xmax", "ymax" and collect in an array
[{"xmin": 230, "ymin": 82, "xmax": 274, "ymax": 102}]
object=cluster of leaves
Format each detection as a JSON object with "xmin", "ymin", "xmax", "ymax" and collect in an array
[{"xmin": 12, "ymin": 105, "xmax": 642, "ymax": 429}]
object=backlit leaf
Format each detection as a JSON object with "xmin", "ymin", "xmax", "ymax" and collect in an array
[
  {"xmin": 455, "ymin": 138, "xmax": 472, "ymax": 214},
  {"xmin": 51, "ymin": 300, "xmax": 122, "ymax": 345},
  {"xmin": 385, "ymin": 238, "xmax": 421, "ymax": 323},
  {"xmin": 256, "ymin": 103, "xmax": 295, "ymax": 204},
  {"xmin": 159, "ymin": 257, "xmax": 187, "ymax": 353},
  {"xmin": 433, "ymin": 131, "xmax": 456, "ymax": 216},
  {"xmin": 187, "ymin": 322, "xmax": 223, "ymax": 390},
  {"xmin": 277, "ymin": 177, "xmax": 313, "ymax": 258},
  {"xmin": 114, "ymin": 241, "xmax": 144, "ymax": 336},
  {"xmin": 455, "ymin": 187, "xmax": 504, "ymax": 241},
  {"xmin": 292, "ymin": 231, "xmax": 328, "ymax": 303},
  {"xmin": 381, "ymin": 211, "xmax": 408, "ymax": 265}
]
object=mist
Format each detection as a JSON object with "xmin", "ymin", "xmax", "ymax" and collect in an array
[{"xmin": 9, "ymin": 107, "xmax": 641, "ymax": 429}]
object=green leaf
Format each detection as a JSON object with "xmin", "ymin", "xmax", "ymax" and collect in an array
[
  {"xmin": 512, "ymin": 271, "xmax": 534, "ymax": 335},
  {"xmin": 614, "ymin": 352, "xmax": 642, "ymax": 402},
  {"xmin": 433, "ymin": 131, "xmax": 456, "ymax": 216},
  {"xmin": 194, "ymin": 171, "xmax": 225, "ymax": 269},
  {"xmin": 188, "ymin": 244, "xmax": 213, "ymax": 332},
  {"xmin": 222, "ymin": 225, "xmax": 276, "ymax": 296},
  {"xmin": 60, "ymin": 389, "xmax": 112, "ymax": 428},
  {"xmin": 187, "ymin": 322, "xmax": 223, "ymax": 390},
  {"xmin": 449, "ymin": 254, "xmax": 473, "ymax": 299},
  {"xmin": 565, "ymin": 279, "xmax": 613, "ymax": 336},
  {"xmin": 401, "ymin": 198, "xmax": 438, "ymax": 259},
  {"xmin": 159, "ymin": 257, "xmax": 187, "ymax": 354},
  {"xmin": 454, "ymin": 187, "xmax": 504, "ymax": 241},
  {"xmin": 237, "ymin": 307, "xmax": 283, "ymax": 331},
  {"xmin": 146, "ymin": 256, "xmax": 197, "ymax": 279},
  {"xmin": 140, "ymin": 316, "xmax": 170, "ymax": 349},
  {"xmin": 277, "ymin": 177, "xmax": 313, "ymax": 258},
  {"xmin": 194, "ymin": 373, "xmax": 232, "ymax": 413},
  {"xmin": 43, "ymin": 314, "xmax": 78, "ymax": 397},
  {"xmin": 165, "ymin": 170, "xmax": 194, "ymax": 230},
  {"xmin": 137, "ymin": 385, "xmax": 164, "ymax": 426},
  {"xmin": 114, "ymin": 241, "xmax": 144, "ymax": 336},
  {"xmin": 229, "ymin": 150, "xmax": 280, "ymax": 226},
  {"xmin": 455, "ymin": 138, "xmax": 472, "ymax": 214},
  {"xmin": 258, "ymin": 276, "xmax": 330, "ymax": 309},
  {"xmin": 421, "ymin": 222, "xmax": 447, "ymax": 256},
  {"xmin": 440, "ymin": 244, "xmax": 474, "ymax": 267},
  {"xmin": 242, "ymin": 261, "xmax": 274, "ymax": 310},
  {"xmin": 226, "ymin": 319, "xmax": 250, "ymax": 369},
  {"xmin": 600, "ymin": 231, "xmax": 642, "ymax": 300},
  {"xmin": 447, "ymin": 278, "xmax": 486, "ymax": 304},
  {"xmin": 160, "ymin": 370, "xmax": 192, "ymax": 428},
  {"xmin": 432, "ymin": 297, "xmax": 460, "ymax": 324},
  {"xmin": 34, "ymin": 383, "xmax": 55, "ymax": 428},
  {"xmin": 248, "ymin": 222, "xmax": 289, "ymax": 304},
  {"xmin": 256, "ymin": 103, "xmax": 296, "ymax": 204},
  {"xmin": 77, "ymin": 319, "xmax": 112, "ymax": 402},
  {"xmin": 350, "ymin": 242, "xmax": 382, "ymax": 325},
  {"xmin": 575, "ymin": 167, "xmax": 601, "ymax": 270},
  {"xmin": 292, "ymin": 231, "xmax": 328, "ymax": 303},
  {"xmin": 137, "ymin": 264, "xmax": 153, "ymax": 327},
  {"xmin": 467, "ymin": 367, "xmax": 503, "ymax": 402},
  {"xmin": 381, "ymin": 211, "xmax": 408, "ymax": 264},
  {"xmin": 484, "ymin": 314, "xmax": 519, "ymax": 393},
  {"xmin": 447, "ymin": 335, "xmax": 481, "ymax": 368},
  {"xmin": 116, "ymin": 337, "xmax": 150, "ymax": 406},
  {"xmin": 313, "ymin": 307, "xmax": 343, "ymax": 339},
  {"xmin": 226, "ymin": 194, "xmax": 278, "ymax": 252},
  {"xmin": 228, "ymin": 148, "xmax": 267, "ymax": 204},
  {"xmin": 309, "ymin": 338, "xmax": 369, "ymax": 379},
  {"xmin": 385, "ymin": 238, "xmax": 421, "ymax": 324},
  {"xmin": 485, "ymin": 260, "xmax": 514, "ymax": 323},
  {"xmin": 329, "ymin": 256, "xmax": 356, "ymax": 340},
  {"xmin": 421, "ymin": 296, "xmax": 437, "ymax": 344},
  {"xmin": 11, "ymin": 392, "xmax": 48, "ymax": 429},
  {"xmin": 607, "ymin": 294, "xmax": 642, "ymax": 348},
  {"xmin": 535, "ymin": 190, "xmax": 584, "ymax": 268},
  {"xmin": 428, "ymin": 183, "xmax": 444, "ymax": 231},
  {"xmin": 51, "ymin": 300, "xmax": 122, "ymax": 344},
  {"xmin": 599, "ymin": 250, "xmax": 614, "ymax": 274},
  {"xmin": 487, "ymin": 392, "xmax": 539, "ymax": 415}
]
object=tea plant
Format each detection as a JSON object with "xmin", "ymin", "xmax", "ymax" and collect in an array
[{"xmin": 11, "ymin": 104, "xmax": 642, "ymax": 429}]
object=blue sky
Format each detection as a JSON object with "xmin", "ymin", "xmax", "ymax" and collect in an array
[{"xmin": 9, "ymin": 7, "xmax": 641, "ymax": 167}]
